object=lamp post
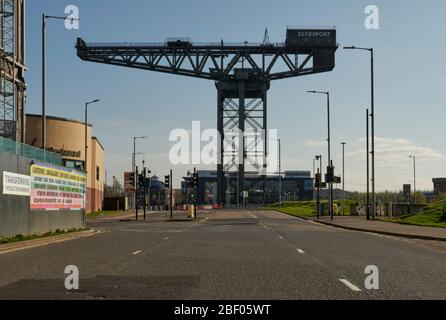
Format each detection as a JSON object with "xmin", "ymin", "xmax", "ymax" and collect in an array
[
  {"xmin": 308, "ymin": 91, "xmax": 333, "ymax": 219},
  {"xmin": 315, "ymin": 155, "xmax": 322, "ymax": 219},
  {"xmin": 133, "ymin": 136, "xmax": 147, "ymax": 211},
  {"xmin": 84, "ymin": 99, "xmax": 101, "ymax": 221},
  {"xmin": 341, "ymin": 142, "xmax": 346, "ymax": 215},
  {"xmin": 313, "ymin": 157, "xmax": 316, "ymax": 201},
  {"xmin": 344, "ymin": 46, "xmax": 375, "ymax": 220},
  {"xmin": 366, "ymin": 109, "xmax": 370, "ymax": 220},
  {"xmin": 277, "ymin": 138, "xmax": 282, "ymax": 207},
  {"xmin": 409, "ymin": 155, "xmax": 416, "ymax": 202},
  {"xmin": 42, "ymin": 14, "xmax": 79, "ymax": 152}
]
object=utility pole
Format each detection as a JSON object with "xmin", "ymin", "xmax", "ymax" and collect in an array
[
  {"xmin": 313, "ymin": 158, "xmax": 316, "ymax": 201},
  {"xmin": 344, "ymin": 46, "xmax": 375, "ymax": 220},
  {"xmin": 170, "ymin": 169, "xmax": 173, "ymax": 220},
  {"xmin": 307, "ymin": 91, "xmax": 332, "ymax": 219},
  {"xmin": 315, "ymin": 155, "xmax": 322, "ymax": 219},
  {"xmin": 366, "ymin": 109, "xmax": 370, "ymax": 220},
  {"xmin": 277, "ymin": 139, "xmax": 282, "ymax": 207},
  {"xmin": 42, "ymin": 14, "xmax": 78, "ymax": 153},
  {"xmin": 410, "ymin": 155, "xmax": 416, "ymax": 203},
  {"xmin": 143, "ymin": 162, "xmax": 147, "ymax": 220},
  {"xmin": 42, "ymin": 14, "xmax": 46, "ymax": 153},
  {"xmin": 341, "ymin": 142, "xmax": 346, "ymax": 215},
  {"xmin": 194, "ymin": 167, "xmax": 197, "ymax": 220},
  {"xmin": 133, "ymin": 136, "xmax": 147, "ymax": 211},
  {"xmin": 84, "ymin": 99, "xmax": 100, "ymax": 217},
  {"xmin": 135, "ymin": 166, "xmax": 139, "ymax": 221}
]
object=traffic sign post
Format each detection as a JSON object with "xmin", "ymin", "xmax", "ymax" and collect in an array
[{"xmin": 135, "ymin": 166, "xmax": 139, "ymax": 221}]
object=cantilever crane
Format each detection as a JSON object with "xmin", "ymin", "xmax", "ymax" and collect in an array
[{"xmin": 76, "ymin": 28, "xmax": 337, "ymax": 205}]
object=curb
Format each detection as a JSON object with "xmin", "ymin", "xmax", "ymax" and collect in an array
[
  {"xmin": 0, "ymin": 229, "xmax": 100, "ymax": 255},
  {"xmin": 272, "ymin": 209, "xmax": 309, "ymax": 221},
  {"xmin": 313, "ymin": 220, "xmax": 446, "ymax": 242}
]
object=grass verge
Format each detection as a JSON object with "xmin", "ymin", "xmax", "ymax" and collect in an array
[
  {"xmin": 87, "ymin": 210, "xmax": 122, "ymax": 218},
  {"xmin": 264, "ymin": 200, "xmax": 357, "ymax": 219},
  {"xmin": 0, "ymin": 228, "xmax": 87, "ymax": 245},
  {"xmin": 383, "ymin": 200, "xmax": 446, "ymax": 228}
]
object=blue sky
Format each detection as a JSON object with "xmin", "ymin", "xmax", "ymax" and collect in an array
[{"xmin": 25, "ymin": 0, "xmax": 446, "ymax": 190}]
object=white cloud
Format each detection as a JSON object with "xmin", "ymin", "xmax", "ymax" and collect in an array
[
  {"xmin": 339, "ymin": 137, "xmax": 445, "ymax": 192},
  {"xmin": 104, "ymin": 119, "xmax": 139, "ymax": 128},
  {"xmin": 304, "ymin": 140, "xmax": 326, "ymax": 148}
]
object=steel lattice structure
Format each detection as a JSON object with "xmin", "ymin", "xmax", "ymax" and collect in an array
[
  {"xmin": 0, "ymin": 0, "xmax": 25, "ymax": 142},
  {"xmin": 77, "ymin": 33, "xmax": 337, "ymax": 205},
  {"xmin": 0, "ymin": 0, "xmax": 15, "ymax": 139}
]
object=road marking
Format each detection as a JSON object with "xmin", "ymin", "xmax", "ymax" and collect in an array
[
  {"xmin": 339, "ymin": 279, "xmax": 362, "ymax": 292},
  {"xmin": 296, "ymin": 249, "xmax": 305, "ymax": 254},
  {"xmin": 132, "ymin": 250, "xmax": 142, "ymax": 255},
  {"xmin": 0, "ymin": 230, "xmax": 101, "ymax": 256},
  {"xmin": 278, "ymin": 236, "xmax": 285, "ymax": 240},
  {"xmin": 248, "ymin": 212, "xmax": 258, "ymax": 219},
  {"xmin": 164, "ymin": 237, "xmax": 169, "ymax": 240}
]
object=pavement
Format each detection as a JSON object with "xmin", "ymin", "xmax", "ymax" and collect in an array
[
  {"xmin": 314, "ymin": 216, "xmax": 446, "ymax": 242},
  {"xmin": 0, "ymin": 209, "xmax": 446, "ymax": 300}
]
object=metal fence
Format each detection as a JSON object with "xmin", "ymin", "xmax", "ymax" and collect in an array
[{"xmin": 0, "ymin": 136, "xmax": 62, "ymax": 166}]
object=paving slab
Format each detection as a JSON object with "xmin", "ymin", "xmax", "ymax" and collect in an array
[{"xmin": 313, "ymin": 216, "xmax": 446, "ymax": 242}]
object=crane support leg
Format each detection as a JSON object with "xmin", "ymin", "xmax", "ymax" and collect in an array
[{"xmin": 216, "ymin": 78, "xmax": 270, "ymax": 207}]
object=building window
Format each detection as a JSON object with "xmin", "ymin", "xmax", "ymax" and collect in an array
[
  {"xmin": 96, "ymin": 166, "xmax": 100, "ymax": 181},
  {"xmin": 64, "ymin": 160, "xmax": 85, "ymax": 171}
]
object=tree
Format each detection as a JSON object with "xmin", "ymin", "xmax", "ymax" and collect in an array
[
  {"xmin": 412, "ymin": 192, "xmax": 427, "ymax": 205},
  {"xmin": 104, "ymin": 176, "xmax": 124, "ymax": 198}
]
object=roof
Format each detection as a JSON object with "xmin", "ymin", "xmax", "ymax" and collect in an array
[
  {"xmin": 26, "ymin": 114, "xmax": 93, "ymax": 127},
  {"xmin": 92, "ymin": 136, "xmax": 105, "ymax": 151}
]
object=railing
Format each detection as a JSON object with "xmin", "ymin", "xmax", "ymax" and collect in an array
[
  {"xmin": 0, "ymin": 136, "xmax": 63, "ymax": 166},
  {"xmin": 83, "ymin": 41, "xmax": 287, "ymax": 48}
]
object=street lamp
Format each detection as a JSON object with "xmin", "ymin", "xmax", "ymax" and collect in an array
[
  {"xmin": 42, "ymin": 14, "xmax": 79, "ymax": 152},
  {"xmin": 133, "ymin": 136, "xmax": 148, "ymax": 173},
  {"xmin": 315, "ymin": 155, "xmax": 322, "ymax": 219},
  {"xmin": 344, "ymin": 45, "xmax": 375, "ymax": 220},
  {"xmin": 84, "ymin": 99, "xmax": 101, "ymax": 222},
  {"xmin": 366, "ymin": 109, "xmax": 370, "ymax": 220},
  {"xmin": 307, "ymin": 90, "xmax": 333, "ymax": 220},
  {"xmin": 341, "ymin": 142, "xmax": 347, "ymax": 215},
  {"xmin": 409, "ymin": 155, "xmax": 416, "ymax": 201},
  {"xmin": 133, "ymin": 136, "xmax": 148, "ymax": 212},
  {"xmin": 276, "ymin": 138, "xmax": 282, "ymax": 208}
]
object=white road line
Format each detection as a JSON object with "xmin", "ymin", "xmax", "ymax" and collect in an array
[
  {"xmin": 278, "ymin": 236, "xmax": 285, "ymax": 240},
  {"xmin": 132, "ymin": 250, "xmax": 142, "ymax": 255},
  {"xmin": 248, "ymin": 212, "xmax": 258, "ymax": 219},
  {"xmin": 164, "ymin": 237, "xmax": 169, "ymax": 240},
  {"xmin": 296, "ymin": 249, "xmax": 305, "ymax": 254},
  {"xmin": 339, "ymin": 279, "xmax": 362, "ymax": 292}
]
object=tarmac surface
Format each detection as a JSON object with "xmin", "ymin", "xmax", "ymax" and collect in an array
[{"xmin": 0, "ymin": 209, "xmax": 445, "ymax": 300}]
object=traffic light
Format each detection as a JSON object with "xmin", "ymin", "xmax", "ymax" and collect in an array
[
  {"xmin": 138, "ymin": 174, "xmax": 145, "ymax": 188},
  {"xmin": 192, "ymin": 173, "xmax": 198, "ymax": 188},
  {"xmin": 128, "ymin": 172, "xmax": 135, "ymax": 188},
  {"xmin": 164, "ymin": 175, "xmax": 170, "ymax": 188},
  {"xmin": 333, "ymin": 176, "xmax": 341, "ymax": 184},
  {"xmin": 315, "ymin": 173, "xmax": 322, "ymax": 188},
  {"xmin": 326, "ymin": 166, "xmax": 335, "ymax": 183}
]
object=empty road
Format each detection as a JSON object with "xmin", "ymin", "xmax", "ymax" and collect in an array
[{"xmin": 0, "ymin": 210, "xmax": 445, "ymax": 299}]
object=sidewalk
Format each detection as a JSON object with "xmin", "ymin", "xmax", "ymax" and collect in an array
[
  {"xmin": 87, "ymin": 210, "xmax": 209, "ymax": 222},
  {"xmin": 0, "ymin": 229, "xmax": 99, "ymax": 255},
  {"xmin": 313, "ymin": 216, "xmax": 446, "ymax": 242}
]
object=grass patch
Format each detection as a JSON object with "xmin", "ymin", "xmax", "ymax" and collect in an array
[
  {"xmin": 388, "ymin": 200, "xmax": 446, "ymax": 228},
  {"xmin": 0, "ymin": 228, "xmax": 87, "ymax": 245},
  {"xmin": 87, "ymin": 210, "xmax": 122, "ymax": 218},
  {"xmin": 264, "ymin": 200, "xmax": 357, "ymax": 219}
]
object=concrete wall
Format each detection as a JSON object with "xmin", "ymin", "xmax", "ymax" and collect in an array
[{"xmin": 0, "ymin": 151, "xmax": 84, "ymax": 238}]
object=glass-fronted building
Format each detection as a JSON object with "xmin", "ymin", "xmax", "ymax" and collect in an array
[{"xmin": 181, "ymin": 170, "xmax": 314, "ymax": 205}]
